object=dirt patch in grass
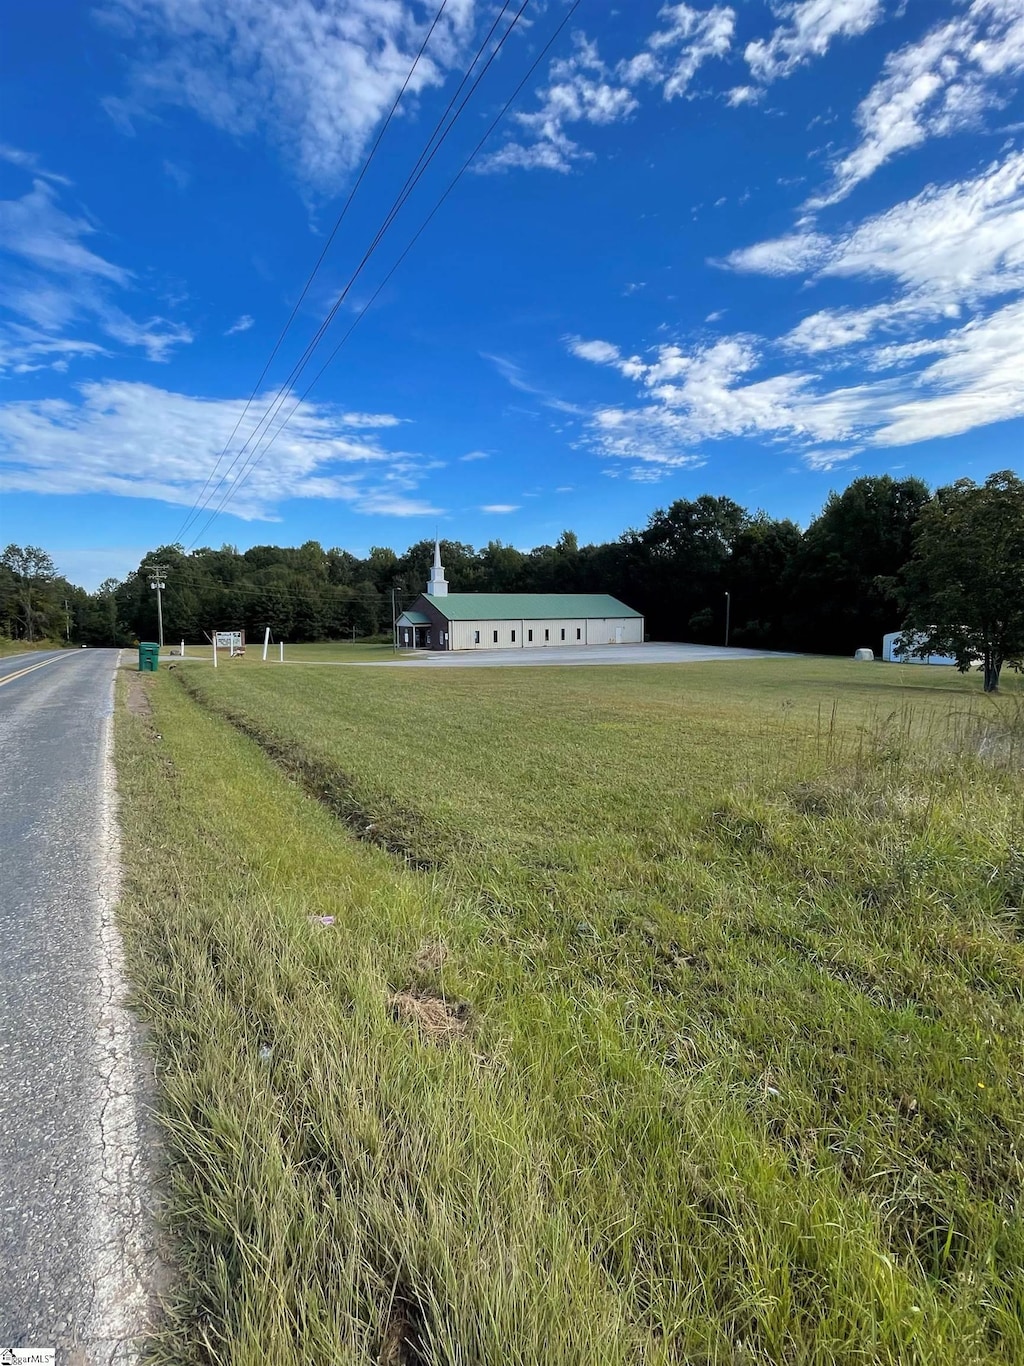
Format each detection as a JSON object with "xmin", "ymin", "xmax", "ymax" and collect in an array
[
  {"xmin": 389, "ymin": 989, "xmax": 470, "ymax": 1045},
  {"xmin": 378, "ymin": 1293, "xmax": 428, "ymax": 1366},
  {"xmin": 413, "ymin": 939, "xmax": 449, "ymax": 975},
  {"xmin": 126, "ymin": 671, "xmax": 153, "ymax": 716}
]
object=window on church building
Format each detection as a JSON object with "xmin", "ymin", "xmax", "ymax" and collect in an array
[
  {"xmin": 474, "ymin": 630, "xmax": 480, "ymax": 644},
  {"xmin": 544, "ymin": 629, "xmax": 549, "ymax": 641},
  {"xmin": 493, "ymin": 630, "xmax": 498, "ymax": 643},
  {"xmin": 511, "ymin": 630, "xmax": 516, "ymax": 642},
  {"xmin": 561, "ymin": 628, "xmax": 565, "ymax": 640},
  {"xmin": 577, "ymin": 628, "xmax": 582, "ymax": 640}
]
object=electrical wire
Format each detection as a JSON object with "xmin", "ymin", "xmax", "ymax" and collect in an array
[
  {"xmin": 189, "ymin": 0, "xmax": 582, "ymax": 546},
  {"xmin": 183, "ymin": 0, "xmax": 526, "ymax": 546},
  {"xmin": 173, "ymin": 0, "xmax": 454, "ymax": 543}
]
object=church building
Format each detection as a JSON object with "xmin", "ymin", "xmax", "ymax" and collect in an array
[{"xmin": 396, "ymin": 541, "xmax": 644, "ymax": 651}]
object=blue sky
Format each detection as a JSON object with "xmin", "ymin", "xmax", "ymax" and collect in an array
[{"xmin": 1, "ymin": 0, "xmax": 1022, "ymax": 589}]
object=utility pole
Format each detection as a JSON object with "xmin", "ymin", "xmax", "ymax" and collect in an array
[
  {"xmin": 392, "ymin": 586, "xmax": 397, "ymax": 653},
  {"xmin": 63, "ymin": 598, "xmax": 71, "ymax": 641},
  {"xmin": 724, "ymin": 591, "xmax": 731, "ymax": 648},
  {"xmin": 148, "ymin": 564, "xmax": 168, "ymax": 648}
]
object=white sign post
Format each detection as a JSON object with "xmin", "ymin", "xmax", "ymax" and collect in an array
[
  {"xmin": 263, "ymin": 626, "xmax": 270, "ymax": 662},
  {"xmin": 279, "ymin": 642, "xmax": 284, "ymax": 664},
  {"xmin": 212, "ymin": 635, "xmax": 217, "ymax": 669}
]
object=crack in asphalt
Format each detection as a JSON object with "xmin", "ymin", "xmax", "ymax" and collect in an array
[{"xmin": 0, "ymin": 651, "xmax": 164, "ymax": 1361}]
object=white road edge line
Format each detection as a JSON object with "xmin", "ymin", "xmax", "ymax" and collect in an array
[{"xmin": 84, "ymin": 650, "xmax": 156, "ymax": 1363}]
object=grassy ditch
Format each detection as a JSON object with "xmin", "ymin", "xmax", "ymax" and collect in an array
[{"xmin": 117, "ymin": 658, "xmax": 1024, "ymax": 1364}]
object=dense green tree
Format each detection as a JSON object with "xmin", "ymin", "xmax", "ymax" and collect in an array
[
  {"xmin": 898, "ymin": 470, "xmax": 1024, "ymax": 692},
  {"xmin": 787, "ymin": 475, "xmax": 930, "ymax": 654},
  {"xmin": 726, "ymin": 515, "xmax": 802, "ymax": 647},
  {"xmin": 0, "ymin": 544, "xmax": 59, "ymax": 641},
  {"xmin": 24, "ymin": 467, "xmax": 1018, "ymax": 659}
]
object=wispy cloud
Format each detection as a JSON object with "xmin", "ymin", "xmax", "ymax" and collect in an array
[
  {"xmin": 483, "ymin": 351, "xmax": 586, "ymax": 415},
  {"xmin": 0, "ymin": 168, "xmax": 193, "ymax": 372},
  {"xmin": 808, "ymin": 0, "xmax": 1024, "ymax": 206},
  {"xmin": 460, "ymin": 449, "xmax": 489, "ymax": 461},
  {"xmin": 570, "ymin": 141, "xmax": 1024, "ymax": 471},
  {"xmin": 224, "ymin": 313, "xmax": 254, "ymax": 335},
  {"xmin": 0, "ymin": 380, "xmax": 440, "ymax": 520},
  {"xmin": 727, "ymin": 150, "xmax": 1024, "ymax": 356},
  {"xmin": 96, "ymin": 0, "xmax": 478, "ymax": 191},
  {"xmin": 480, "ymin": 503, "xmax": 519, "ymax": 513},
  {"xmin": 745, "ymin": 0, "xmax": 884, "ymax": 85},
  {"xmin": 478, "ymin": 8, "xmax": 735, "ymax": 174},
  {"xmin": 0, "ymin": 143, "xmax": 73, "ymax": 187}
]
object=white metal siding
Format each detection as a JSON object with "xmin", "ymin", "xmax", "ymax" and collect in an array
[
  {"xmin": 449, "ymin": 619, "xmax": 523, "ymax": 650},
  {"xmin": 444, "ymin": 616, "xmax": 642, "ymax": 650},
  {"xmin": 522, "ymin": 618, "xmax": 587, "ymax": 646},
  {"xmin": 586, "ymin": 617, "xmax": 643, "ymax": 645}
]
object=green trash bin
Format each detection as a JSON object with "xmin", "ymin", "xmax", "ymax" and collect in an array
[{"xmin": 138, "ymin": 641, "xmax": 160, "ymax": 672}]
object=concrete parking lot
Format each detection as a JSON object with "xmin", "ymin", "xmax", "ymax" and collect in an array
[{"xmin": 388, "ymin": 643, "xmax": 792, "ymax": 668}]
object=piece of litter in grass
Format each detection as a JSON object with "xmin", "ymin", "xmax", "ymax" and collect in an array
[
  {"xmin": 309, "ymin": 915, "xmax": 335, "ymax": 927},
  {"xmin": 258, "ymin": 1044, "xmax": 272, "ymax": 1061}
]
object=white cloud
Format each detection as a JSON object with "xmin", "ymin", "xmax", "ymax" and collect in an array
[
  {"xmin": 802, "ymin": 448, "xmax": 859, "ymax": 471},
  {"xmin": 745, "ymin": 0, "xmax": 884, "ymax": 84},
  {"xmin": 726, "ymin": 85, "xmax": 761, "ymax": 106},
  {"xmin": 569, "ymin": 146, "xmax": 1024, "ymax": 463},
  {"xmin": 97, "ymin": 0, "xmax": 477, "ymax": 191},
  {"xmin": 0, "ymin": 180, "xmax": 129, "ymax": 285},
  {"xmin": 459, "ymin": 449, "xmax": 489, "ymax": 461},
  {"xmin": 0, "ymin": 380, "xmax": 439, "ymax": 521},
  {"xmin": 480, "ymin": 503, "xmax": 519, "ymax": 513},
  {"xmin": 0, "ymin": 144, "xmax": 73, "ymax": 188},
  {"xmin": 483, "ymin": 351, "xmax": 587, "ymax": 414},
  {"xmin": 870, "ymin": 296, "xmax": 1024, "ymax": 444},
  {"xmin": 729, "ymin": 150, "xmax": 1024, "ymax": 356},
  {"xmin": 811, "ymin": 0, "xmax": 1024, "ymax": 205},
  {"xmin": 648, "ymin": 3, "xmax": 736, "ymax": 100},
  {"xmin": 479, "ymin": 8, "xmax": 734, "ymax": 173},
  {"xmin": 102, "ymin": 310, "xmax": 195, "ymax": 362},
  {"xmin": 478, "ymin": 35, "xmax": 638, "ymax": 174},
  {"xmin": 569, "ymin": 291, "xmax": 1024, "ymax": 466},
  {"xmin": 162, "ymin": 159, "xmax": 191, "ymax": 189},
  {"xmin": 339, "ymin": 411, "xmax": 405, "ymax": 428},
  {"xmin": 224, "ymin": 313, "xmax": 254, "ymax": 335},
  {"xmin": 568, "ymin": 337, "xmax": 622, "ymax": 365},
  {"xmin": 723, "ymin": 230, "xmax": 830, "ymax": 275},
  {"xmin": 0, "ymin": 171, "xmax": 193, "ymax": 372}
]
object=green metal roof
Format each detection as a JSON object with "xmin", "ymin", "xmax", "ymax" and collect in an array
[
  {"xmin": 397, "ymin": 609, "xmax": 431, "ymax": 625},
  {"xmin": 420, "ymin": 593, "xmax": 641, "ymax": 621}
]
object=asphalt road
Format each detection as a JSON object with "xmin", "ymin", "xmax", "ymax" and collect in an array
[{"xmin": 0, "ymin": 649, "xmax": 154, "ymax": 1361}]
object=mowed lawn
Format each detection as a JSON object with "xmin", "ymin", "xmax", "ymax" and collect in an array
[{"xmin": 115, "ymin": 656, "xmax": 1024, "ymax": 1365}]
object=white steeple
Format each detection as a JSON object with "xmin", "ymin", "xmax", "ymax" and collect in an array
[{"xmin": 426, "ymin": 537, "xmax": 448, "ymax": 597}]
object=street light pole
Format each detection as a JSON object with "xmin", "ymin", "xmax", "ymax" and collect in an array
[
  {"xmin": 148, "ymin": 564, "xmax": 167, "ymax": 648},
  {"xmin": 724, "ymin": 591, "xmax": 731, "ymax": 647}
]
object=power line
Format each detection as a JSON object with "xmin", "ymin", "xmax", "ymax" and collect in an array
[
  {"xmin": 191, "ymin": 0, "xmax": 582, "ymax": 543},
  {"xmin": 173, "ymin": 0, "xmax": 454, "ymax": 544},
  {"xmin": 184, "ymin": 0, "xmax": 530, "ymax": 547}
]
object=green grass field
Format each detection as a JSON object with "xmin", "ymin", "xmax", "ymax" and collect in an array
[
  {"xmin": 169, "ymin": 640, "xmax": 410, "ymax": 665},
  {"xmin": 115, "ymin": 656, "xmax": 1024, "ymax": 1364},
  {"xmin": 0, "ymin": 636, "xmax": 65, "ymax": 657}
]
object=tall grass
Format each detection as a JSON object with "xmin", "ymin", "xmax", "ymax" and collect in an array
[{"xmin": 117, "ymin": 659, "xmax": 1024, "ymax": 1364}]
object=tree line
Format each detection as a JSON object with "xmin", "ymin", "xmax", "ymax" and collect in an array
[{"xmin": 3, "ymin": 470, "xmax": 1022, "ymax": 687}]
